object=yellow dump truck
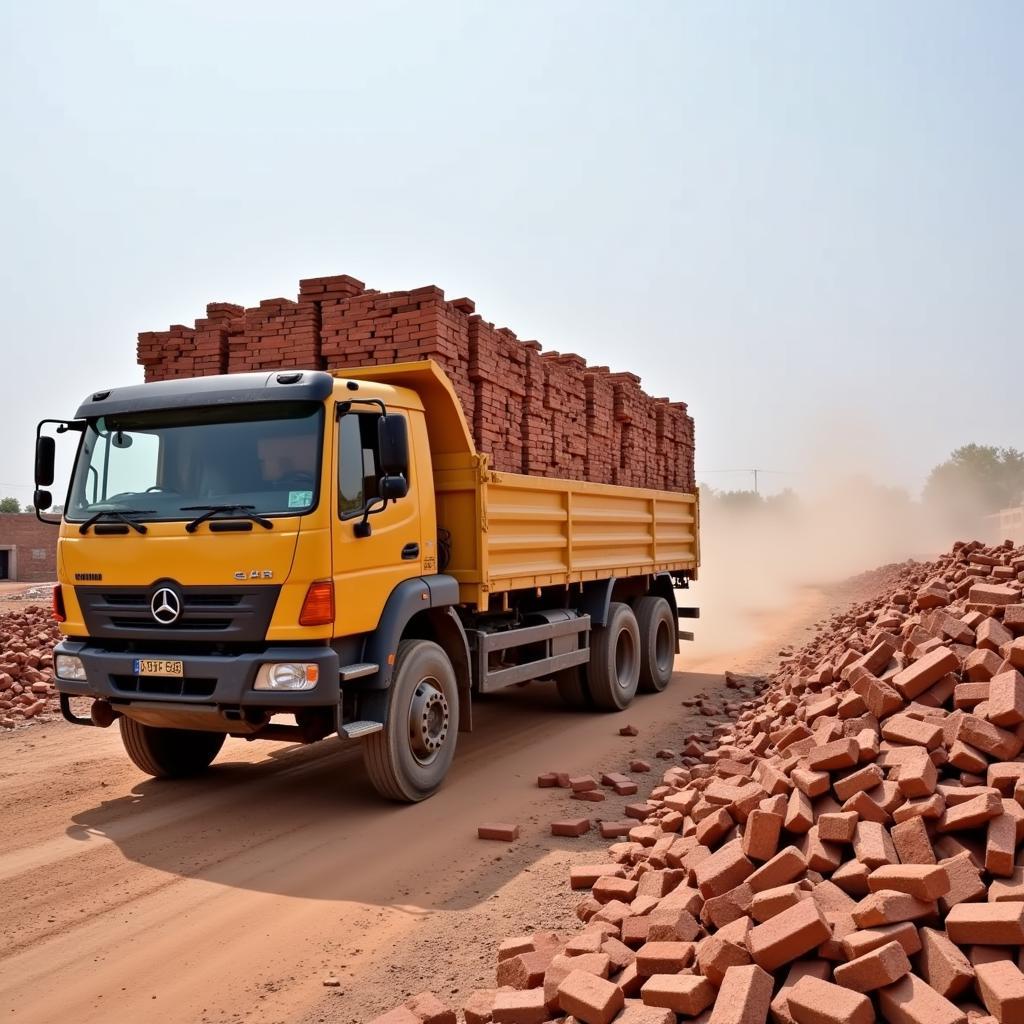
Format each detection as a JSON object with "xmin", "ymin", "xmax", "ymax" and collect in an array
[{"xmin": 34, "ymin": 361, "xmax": 699, "ymax": 800}]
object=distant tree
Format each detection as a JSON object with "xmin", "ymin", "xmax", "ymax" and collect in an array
[
  {"xmin": 923, "ymin": 445, "xmax": 1024, "ymax": 529},
  {"xmin": 715, "ymin": 489, "xmax": 764, "ymax": 512},
  {"xmin": 0, "ymin": 497, "xmax": 21, "ymax": 513}
]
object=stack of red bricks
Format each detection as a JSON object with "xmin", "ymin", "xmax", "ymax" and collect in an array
[
  {"xmin": 0, "ymin": 606, "xmax": 59, "ymax": 730},
  {"xmin": 136, "ymin": 273, "xmax": 695, "ymax": 493},
  {"xmin": 375, "ymin": 539, "xmax": 1024, "ymax": 1023}
]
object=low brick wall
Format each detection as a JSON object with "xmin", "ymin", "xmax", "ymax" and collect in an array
[
  {"xmin": 137, "ymin": 273, "xmax": 695, "ymax": 492},
  {"xmin": 0, "ymin": 514, "xmax": 57, "ymax": 583}
]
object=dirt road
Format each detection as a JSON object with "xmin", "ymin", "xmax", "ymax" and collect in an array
[{"xmin": 0, "ymin": 584, "xmax": 830, "ymax": 1024}]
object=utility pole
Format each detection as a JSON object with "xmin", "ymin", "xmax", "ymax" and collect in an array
[{"xmin": 752, "ymin": 469, "xmax": 759, "ymax": 495}]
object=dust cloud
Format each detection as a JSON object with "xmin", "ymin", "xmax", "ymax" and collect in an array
[{"xmin": 683, "ymin": 470, "xmax": 974, "ymax": 668}]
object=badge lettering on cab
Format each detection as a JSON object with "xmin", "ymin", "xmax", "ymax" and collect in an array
[{"xmin": 234, "ymin": 570, "xmax": 274, "ymax": 580}]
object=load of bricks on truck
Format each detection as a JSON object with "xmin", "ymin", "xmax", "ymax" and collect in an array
[{"xmin": 137, "ymin": 273, "xmax": 695, "ymax": 494}]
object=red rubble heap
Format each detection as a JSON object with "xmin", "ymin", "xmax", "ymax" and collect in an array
[
  {"xmin": 136, "ymin": 273, "xmax": 695, "ymax": 493},
  {"xmin": 372, "ymin": 539, "xmax": 1024, "ymax": 1023},
  {"xmin": 0, "ymin": 606, "xmax": 60, "ymax": 730}
]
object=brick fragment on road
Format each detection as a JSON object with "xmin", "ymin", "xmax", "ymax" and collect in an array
[
  {"xmin": 551, "ymin": 818, "xmax": 591, "ymax": 837},
  {"xmin": 478, "ymin": 823, "xmax": 520, "ymax": 842}
]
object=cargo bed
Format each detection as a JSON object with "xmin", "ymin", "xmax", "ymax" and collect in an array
[{"xmin": 342, "ymin": 362, "xmax": 700, "ymax": 609}]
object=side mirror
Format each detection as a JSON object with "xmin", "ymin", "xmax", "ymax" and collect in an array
[
  {"xmin": 352, "ymin": 473, "xmax": 410, "ymax": 538},
  {"xmin": 34, "ymin": 489, "xmax": 53, "ymax": 511},
  {"xmin": 35, "ymin": 436, "xmax": 56, "ymax": 486},
  {"xmin": 380, "ymin": 475, "xmax": 409, "ymax": 502},
  {"xmin": 377, "ymin": 416, "xmax": 409, "ymax": 477}
]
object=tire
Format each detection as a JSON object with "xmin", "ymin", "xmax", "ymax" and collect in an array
[
  {"xmin": 555, "ymin": 663, "xmax": 593, "ymax": 708},
  {"xmin": 363, "ymin": 639, "xmax": 459, "ymax": 802},
  {"xmin": 586, "ymin": 602, "xmax": 641, "ymax": 711},
  {"xmin": 635, "ymin": 596, "xmax": 676, "ymax": 693},
  {"xmin": 119, "ymin": 717, "xmax": 225, "ymax": 778}
]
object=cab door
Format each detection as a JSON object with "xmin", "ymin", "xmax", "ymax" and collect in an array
[{"xmin": 331, "ymin": 406, "xmax": 423, "ymax": 636}]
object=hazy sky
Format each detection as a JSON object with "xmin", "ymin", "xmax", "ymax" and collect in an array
[{"xmin": 1, "ymin": 1, "xmax": 1021, "ymax": 505}]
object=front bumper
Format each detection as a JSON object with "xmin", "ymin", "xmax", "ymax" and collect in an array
[{"xmin": 54, "ymin": 639, "xmax": 340, "ymax": 708}]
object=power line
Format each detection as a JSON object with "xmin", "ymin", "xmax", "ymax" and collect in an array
[{"xmin": 696, "ymin": 469, "xmax": 800, "ymax": 495}]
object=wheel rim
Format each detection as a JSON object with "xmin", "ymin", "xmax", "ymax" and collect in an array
[
  {"xmin": 614, "ymin": 626, "xmax": 638, "ymax": 691},
  {"xmin": 655, "ymin": 617, "xmax": 673, "ymax": 676},
  {"xmin": 408, "ymin": 676, "xmax": 450, "ymax": 765}
]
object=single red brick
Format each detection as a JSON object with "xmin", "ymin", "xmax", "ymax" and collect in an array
[
  {"xmin": 806, "ymin": 738, "xmax": 859, "ymax": 772},
  {"xmin": 787, "ymin": 975, "xmax": 874, "ymax": 1023},
  {"xmin": 478, "ymin": 823, "xmax": 520, "ymax": 842},
  {"xmin": 891, "ymin": 646, "xmax": 960, "ymax": 700},
  {"xmin": 842, "ymin": 922, "xmax": 923, "ymax": 959},
  {"xmin": 987, "ymin": 669, "xmax": 1024, "ymax": 726},
  {"xmin": 918, "ymin": 927, "xmax": 975, "ymax": 998},
  {"xmin": 851, "ymin": 888, "xmax": 935, "ymax": 927},
  {"xmin": 404, "ymin": 992, "xmax": 456, "ymax": 1024},
  {"xmin": 818, "ymin": 811, "xmax": 858, "ymax": 844},
  {"xmin": 866, "ymin": 864, "xmax": 950, "ymax": 901},
  {"xmin": 876, "ymin": 972, "xmax": 968, "ymax": 1024},
  {"xmin": 556, "ymin": 969, "xmax": 624, "ymax": 1024},
  {"xmin": 747, "ymin": 895, "xmax": 831, "ymax": 971},
  {"xmin": 707, "ymin": 964, "xmax": 774, "ymax": 1024},
  {"xmin": 742, "ymin": 808, "xmax": 783, "ymax": 861},
  {"xmin": 570, "ymin": 864, "xmax": 625, "ymax": 889},
  {"xmin": 492, "ymin": 987, "xmax": 548, "ymax": 1024},
  {"xmin": 975, "ymin": 958, "xmax": 1024, "ymax": 1021},
  {"xmin": 832, "ymin": 938, "xmax": 910, "ymax": 992},
  {"xmin": 946, "ymin": 901, "xmax": 1024, "ymax": 944},
  {"xmin": 640, "ymin": 974, "xmax": 714, "ymax": 1015},
  {"xmin": 552, "ymin": 818, "xmax": 591, "ymax": 837},
  {"xmin": 635, "ymin": 941, "xmax": 695, "ymax": 976}
]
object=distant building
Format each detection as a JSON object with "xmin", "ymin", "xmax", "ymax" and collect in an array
[
  {"xmin": 0, "ymin": 513, "xmax": 58, "ymax": 582},
  {"xmin": 986, "ymin": 505, "xmax": 1024, "ymax": 546}
]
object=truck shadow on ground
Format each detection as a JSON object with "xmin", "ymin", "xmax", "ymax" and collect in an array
[{"xmin": 63, "ymin": 670, "xmax": 724, "ymax": 912}]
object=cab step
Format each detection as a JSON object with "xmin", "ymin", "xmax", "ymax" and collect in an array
[
  {"xmin": 339, "ymin": 720, "xmax": 384, "ymax": 739},
  {"xmin": 339, "ymin": 662, "xmax": 379, "ymax": 682}
]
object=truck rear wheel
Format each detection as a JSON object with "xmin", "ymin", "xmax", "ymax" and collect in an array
[
  {"xmin": 555, "ymin": 664, "xmax": 593, "ymax": 708},
  {"xmin": 586, "ymin": 602, "xmax": 641, "ymax": 711},
  {"xmin": 634, "ymin": 596, "xmax": 676, "ymax": 693},
  {"xmin": 119, "ymin": 718, "xmax": 226, "ymax": 778},
  {"xmin": 363, "ymin": 639, "xmax": 459, "ymax": 802}
]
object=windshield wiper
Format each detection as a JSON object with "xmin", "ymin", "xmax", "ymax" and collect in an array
[
  {"xmin": 181, "ymin": 504, "xmax": 274, "ymax": 534},
  {"xmin": 78, "ymin": 509, "xmax": 154, "ymax": 535}
]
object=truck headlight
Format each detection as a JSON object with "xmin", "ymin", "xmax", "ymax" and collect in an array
[
  {"xmin": 254, "ymin": 662, "xmax": 319, "ymax": 691},
  {"xmin": 55, "ymin": 654, "xmax": 88, "ymax": 681}
]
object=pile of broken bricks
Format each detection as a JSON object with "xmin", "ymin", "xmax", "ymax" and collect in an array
[
  {"xmin": 374, "ymin": 539, "xmax": 1024, "ymax": 1024},
  {"xmin": 0, "ymin": 605, "xmax": 60, "ymax": 730}
]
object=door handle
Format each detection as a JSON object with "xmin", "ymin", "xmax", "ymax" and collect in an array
[{"xmin": 401, "ymin": 542, "xmax": 420, "ymax": 560}]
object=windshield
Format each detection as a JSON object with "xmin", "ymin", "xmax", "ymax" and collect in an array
[{"xmin": 65, "ymin": 401, "xmax": 324, "ymax": 522}]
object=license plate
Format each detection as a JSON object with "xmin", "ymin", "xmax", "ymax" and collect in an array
[{"xmin": 133, "ymin": 658, "xmax": 184, "ymax": 677}]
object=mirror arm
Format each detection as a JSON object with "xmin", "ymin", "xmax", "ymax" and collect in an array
[
  {"xmin": 337, "ymin": 398, "xmax": 387, "ymax": 419},
  {"xmin": 353, "ymin": 496, "xmax": 388, "ymax": 538}
]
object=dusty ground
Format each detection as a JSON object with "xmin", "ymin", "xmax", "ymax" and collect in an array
[
  {"xmin": 0, "ymin": 580, "xmax": 849, "ymax": 1024},
  {"xmin": 0, "ymin": 582, "xmax": 53, "ymax": 614}
]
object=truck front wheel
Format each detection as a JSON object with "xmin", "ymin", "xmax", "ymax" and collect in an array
[
  {"xmin": 634, "ymin": 596, "xmax": 676, "ymax": 693},
  {"xmin": 363, "ymin": 639, "xmax": 459, "ymax": 802},
  {"xmin": 586, "ymin": 602, "xmax": 641, "ymax": 711},
  {"xmin": 119, "ymin": 717, "xmax": 226, "ymax": 778}
]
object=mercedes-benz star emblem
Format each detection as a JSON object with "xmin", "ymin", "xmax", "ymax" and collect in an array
[{"xmin": 151, "ymin": 587, "xmax": 181, "ymax": 624}]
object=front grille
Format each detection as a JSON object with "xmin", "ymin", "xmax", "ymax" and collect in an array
[
  {"xmin": 111, "ymin": 675, "xmax": 217, "ymax": 698},
  {"xmin": 108, "ymin": 616, "xmax": 233, "ymax": 631},
  {"xmin": 185, "ymin": 594, "xmax": 242, "ymax": 607},
  {"xmin": 76, "ymin": 584, "xmax": 281, "ymax": 643}
]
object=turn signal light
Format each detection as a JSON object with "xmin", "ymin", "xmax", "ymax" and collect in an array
[
  {"xmin": 52, "ymin": 585, "xmax": 66, "ymax": 623},
  {"xmin": 299, "ymin": 580, "xmax": 334, "ymax": 626}
]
